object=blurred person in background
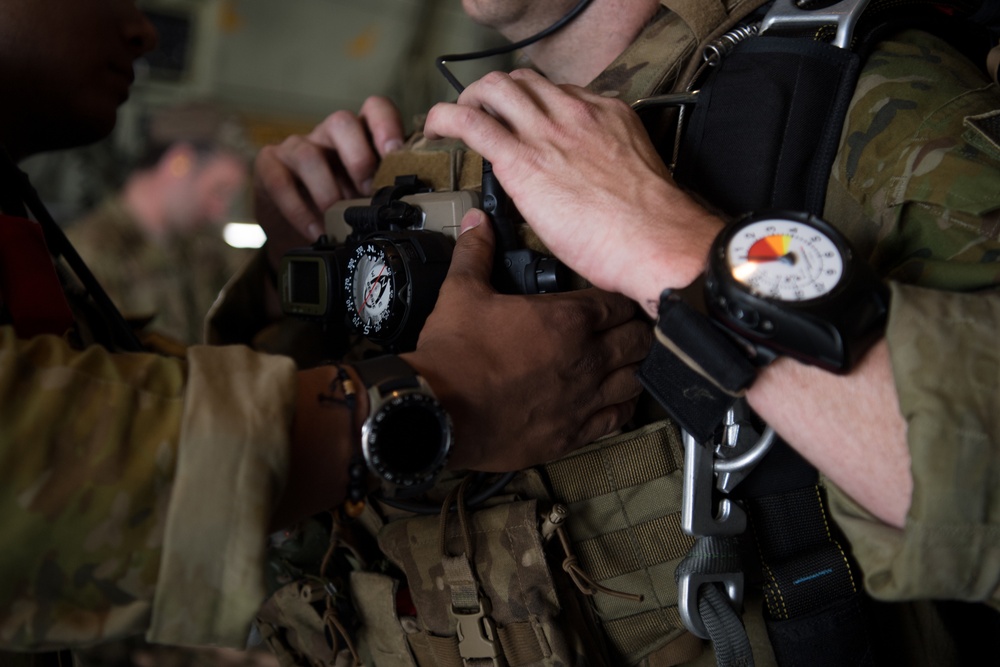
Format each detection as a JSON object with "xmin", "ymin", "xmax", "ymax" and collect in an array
[{"xmin": 66, "ymin": 103, "xmax": 252, "ymax": 350}]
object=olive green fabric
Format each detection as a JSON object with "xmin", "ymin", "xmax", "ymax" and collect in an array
[
  {"xmin": 821, "ymin": 29, "xmax": 1000, "ymax": 607},
  {"xmin": 0, "ymin": 326, "xmax": 296, "ymax": 649}
]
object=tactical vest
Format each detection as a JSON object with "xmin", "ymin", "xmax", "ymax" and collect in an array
[{"xmin": 254, "ymin": 2, "xmax": 1000, "ymax": 666}]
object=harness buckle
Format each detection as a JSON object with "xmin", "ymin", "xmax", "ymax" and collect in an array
[{"xmin": 454, "ymin": 599, "xmax": 501, "ymax": 664}]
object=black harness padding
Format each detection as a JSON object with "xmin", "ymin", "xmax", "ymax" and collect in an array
[
  {"xmin": 674, "ymin": 36, "xmax": 860, "ymax": 217},
  {"xmin": 667, "ymin": 31, "xmax": 876, "ymax": 667}
]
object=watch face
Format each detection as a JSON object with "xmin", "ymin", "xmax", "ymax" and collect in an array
[
  {"xmin": 725, "ymin": 217, "xmax": 845, "ymax": 301},
  {"xmin": 346, "ymin": 242, "xmax": 397, "ymax": 335},
  {"xmin": 364, "ymin": 392, "xmax": 452, "ymax": 492}
]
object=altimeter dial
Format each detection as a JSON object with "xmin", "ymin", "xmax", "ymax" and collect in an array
[{"xmin": 724, "ymin": 217, "xmax": 845, "ymax": 302}]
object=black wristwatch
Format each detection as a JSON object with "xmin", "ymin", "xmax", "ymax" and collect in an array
[
  {"xmin": 639, "ymin": 211, "xmax": 889, "ymax": 442},
  {"xmin": 352, "ymin": 354, "xmax": 453, "ymax": 497},
  {"xmin": 704, "ymin": 210, "xmax": 889, "ymax": 373}
]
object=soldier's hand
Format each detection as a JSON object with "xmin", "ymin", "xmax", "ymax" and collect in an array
[
  {"xmin": 253, "ymin": 96, "xmax": 405, "ymax": 268},
  {"xmin": 402, "ymin": 209, "xmax": 651, "ymax": 472},
  {"xmin": 424, "ymin": 69, "xmax": 722, "ymax": 316}
]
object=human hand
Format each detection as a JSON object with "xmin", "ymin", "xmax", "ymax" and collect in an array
[
  {"xmin": 253, "ymin": 96, "xmax": 405, "ymax": 268},
  {"xmin": 424, "ymin": 69, "xmax": 723, "ymax": 315},
  {"xmin": 402, "ymin": 210, "xmax": 652, "ymax": 472}
]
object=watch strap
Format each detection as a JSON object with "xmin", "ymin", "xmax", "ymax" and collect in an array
[
  {"xmin": 639, "ymin": 292, "xmax": 757, "ymax": 442},
  {"xmin": 352, "ymin": 354, "xmax": 421, "ymax": 395}
]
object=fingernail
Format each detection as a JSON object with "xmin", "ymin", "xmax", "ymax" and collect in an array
[
  {"xmin": 460, "ymin": 210, "xmax": 485, "ymax": 235},
  {"xmin": 383, "ymin": 139, "xmax": 403, "ymax": 154},
  {"xmin": 308, "ymin": 223, "xmax": 323, "ymax": 240},
  {"xmin": 361, "ymin": 179, "xmax": 374, "ymax": 196}
]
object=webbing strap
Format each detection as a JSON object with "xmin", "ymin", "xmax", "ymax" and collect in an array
[
  {"xmin": 748, "ymin": 486, "xmax": 859, "ymax": 621},
  {"xmin": 699, "ymin": 586, "xmax": 755, "ymax": 667},
  {"xmin": 542, "ymin": 422, "xmax": 694, "ymax": 663},
  {"xmin": 408, "ymin": 633, "xmax": 463, "ymax": 667},
  {"xmin": 544, "ymin": 421, "xmax": 683, "ymax": 505},
  {"xmin": 442, "ymin": 555, "xmax": 480, "ymax": 614},
  {"xmin": 742, "ymin": 483, "xmax": 874, "ymax": 666}
]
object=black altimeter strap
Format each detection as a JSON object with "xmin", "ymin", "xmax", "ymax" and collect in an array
[{"xmin": 639, "ymin": 293, "xmax": 757, "ymax": 443}]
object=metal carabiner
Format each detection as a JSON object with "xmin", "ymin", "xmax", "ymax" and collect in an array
[
  {"xmin": 680, "ymin": 403, "xmax": 775, "ymax": 536},
  {"xmin": 760, "ymin": 0, "xmax": 873, "ymax": 50},
  {"xmin": 676, "ymin": 536, "xmax": 746, "ymax": 640}
]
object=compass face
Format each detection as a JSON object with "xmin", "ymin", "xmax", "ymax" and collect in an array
[
  {"xmin": 346, "ymin": 243, "xmax": 396, "ymax": 334},
  {"xmin": 725, "ymin": 218, "xmax": 845, "ymax": 301}
]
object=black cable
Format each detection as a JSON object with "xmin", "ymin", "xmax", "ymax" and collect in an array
[{"xmin": 436, "ymin": 0, "xmax": 596, "ymax": 94}]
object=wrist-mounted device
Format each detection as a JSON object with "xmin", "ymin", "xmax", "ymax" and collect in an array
[
  {"xmin": 352, "ymin": 354, "xmax": 453, "ymax": 498},
  {"xmin": 639, "ymin": 210, "xmax": 890, "ymax": 441}
]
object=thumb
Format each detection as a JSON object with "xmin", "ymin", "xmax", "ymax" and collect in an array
[{"xmin": 445, "ymin": 209, "xmax": 496, "ymax": 286}]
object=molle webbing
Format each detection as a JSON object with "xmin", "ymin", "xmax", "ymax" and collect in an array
[{"xmin": 542, "ymin": 421, "xmax": 695, "ymax": 664}]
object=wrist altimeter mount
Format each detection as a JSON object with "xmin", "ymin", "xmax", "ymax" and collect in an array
[{"xmin": 639, "ymin": 210, "xmax": 889, "ymax": 442}]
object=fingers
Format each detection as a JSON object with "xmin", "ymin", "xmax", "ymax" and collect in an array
[
  {"xmin": 599, "ymin": 318, "xmax": 653, "ymax": 369},
  {"xmin": 359, "ymin": 96, "xmax": 405, "ymax": 156},
  {"xmin": 425, "ymin": 99, "xmax": 523, "ymax": 170},
  {"xmin": 254, "ymin": 144, "xmax": 326, "ymax": 240},
  {"xmin": 256, "ymin": 97, "xmax": 405, "ymax": 242},
  {"xmin": 441, "ymin": 210, "xmax": 496, "ymax": 289}
]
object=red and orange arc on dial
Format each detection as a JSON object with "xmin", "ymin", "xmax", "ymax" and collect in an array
[{"xmin": 746, "ymin": 234, "xmax": 793, "ymax": 263}]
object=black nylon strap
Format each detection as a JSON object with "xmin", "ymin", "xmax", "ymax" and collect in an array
[
  {"xmin": 660, "ymin": 24, "xmax": 875, "ymax": 667},
  {"xmin": 748, "ymin": 484, "xmax": 873, "ymax": 667},
  {"xmin": 639, "ymin": 296, "xmax": 757, "ymax": 442},
  {"xmin": 674, "ymin": 36, "xmax": 861, "ymax": 216}
]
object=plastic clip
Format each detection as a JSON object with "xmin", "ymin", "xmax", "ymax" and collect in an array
[{"xmin": 454, "ymin": 600, "xmax": 500, "ymax": 665}]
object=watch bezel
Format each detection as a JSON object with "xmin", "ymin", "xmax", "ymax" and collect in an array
[{"xmin": 361, "ymin": 389, "xmax": 453, "ymax": 494}]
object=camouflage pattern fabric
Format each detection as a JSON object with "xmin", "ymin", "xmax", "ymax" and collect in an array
[
  {"xmin": 0, "ymin": 325, "xmax": 297, "ymax": 651},
  {"xmin": 0, "ymin": 325, "xmax": 183, "ymax": 648},
  {"xmin": 66, "ymin": 197, "xmax": 252, "ymax": 346},
  {"xmin": 185, "ymin": 9, "xmax": 1000, "ymax": 667},
  {"xmin": 820, "ymin": 29, "xmax": 1000, "ymax": 606}
]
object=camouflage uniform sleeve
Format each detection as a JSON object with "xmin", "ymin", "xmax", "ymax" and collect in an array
[
  {"xmin": 821, "ymin": 29, "xmax": 1000, "ymax": 605},
  {"xmin": 0, "ymin": 326, "xmax": 296, "ymax": 649}
]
